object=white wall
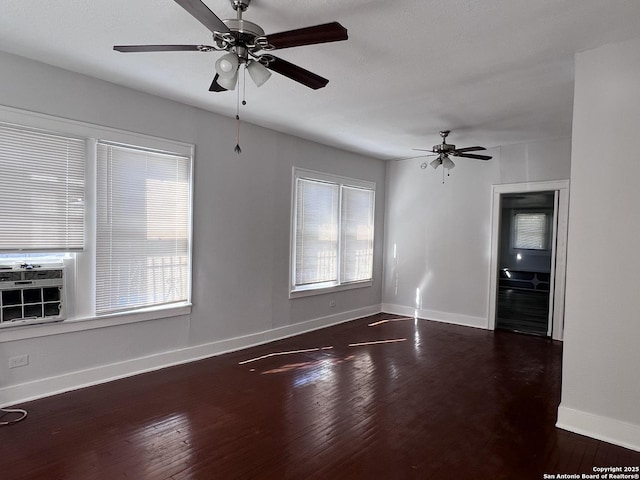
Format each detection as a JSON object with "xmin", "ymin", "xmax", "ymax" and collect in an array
[
  {"xmin": 558, "ymin": 37, "xmax": 640, "ymax": 451},
  {"xmin": 382, "ymin": 137, "xmax": 571, "ymax": 328},
  {"xmin": 0, "ymin": 51, "xmax": 385, "ymax": 405}
]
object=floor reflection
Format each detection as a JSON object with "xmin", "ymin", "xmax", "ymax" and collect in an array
[
  {"xmin": 260, "ymin": 355, "xmax": 355, "ymax": 379},
  {"xmin": 238, "ymin": 346, "xmax": 333, "ymax": 365},
  {"xmin": 349, "ymin": 338, "xmax": 407, "ymax": 347},
  {"xmin": 368, "ymin": 316, "xmax": 413, "ymax": 327}
]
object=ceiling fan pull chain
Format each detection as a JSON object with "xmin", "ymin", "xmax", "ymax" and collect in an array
[
  {"xmin": 242, "ymin": 64, "xmax": 247, "ymax": 106},
  {"xmin": 235, "ymin": 83, "xmax": 242, "ymax": 154},
  {"xmin": 234, "ymin": 114, "xmax": 242, "ymax": 154}
]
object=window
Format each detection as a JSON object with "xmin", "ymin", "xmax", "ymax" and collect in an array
[
  {"xmin": 341, "ymin": 186, "xmax": 375, "ymax": 283},
  {"xmin": 291, "ymin": 168, "xmax": 374, "ymax": 295},
  {"xmin": 0, "ymin": 106, "xmax": 193, "ymax": 332},
  {"xmin": 96, "ymin": 142, "xmax": 191, "ymax": 314},
  {"xmin": 513, "ymin": 212, "xmax": 548, "ymax": 250},
  {"xmin": 0, "ymin": 123, "xmax": 85, "ymax": 251},
  {"xmin": 294, "ymin": 178, "xmax": 339, "ymax": 286}
]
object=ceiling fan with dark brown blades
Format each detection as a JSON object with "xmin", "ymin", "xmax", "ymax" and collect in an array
[
  {"xmin": 114, "ymin": 0, "xmax": 348, "ymax": 91},
  {"xmin": 414, "ymin": 130, "xmax": 492, "ymax": 171}
]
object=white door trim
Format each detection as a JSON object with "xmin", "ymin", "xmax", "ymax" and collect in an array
[
  {"xmin": 547, "ymin": 190, "xmax": 560, "ymax": 337},
  {"xmin": 487, "ymin": 180, "xmax": 570, "ymax": 340}
]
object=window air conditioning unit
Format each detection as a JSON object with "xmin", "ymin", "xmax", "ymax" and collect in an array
[{"xmin": 0, "ymin": 263, "xmax": 65, "ymax": 328}]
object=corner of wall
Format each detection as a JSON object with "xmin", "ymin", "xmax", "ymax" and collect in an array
[
  {"xmin": 381, "ymin": 303, "xmax": 488, "ymax": 330},
  {"xmin": 557, "ymin": 404, "xmax": 640, "ymax": 453}
]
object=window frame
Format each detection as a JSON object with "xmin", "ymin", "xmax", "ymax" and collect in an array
[
  {"xmin": 0, "ymin": 105, "xmax": 193, "ymax": 340},
  {"xmin": 290, "ymin": 167, "xmax": 375, "ymax": 298}
]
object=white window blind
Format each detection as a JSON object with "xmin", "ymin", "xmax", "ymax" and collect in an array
[
  {"xmin": 96, "ymin": 142, "xmax": 191, "ymax": 314},
  {"xmin": 293, "ymin": 171, "xmax": 375, "ymax": 292},
  {"xmin": 295, "ymin": 178, "xmax": 339, "ymax": 286},
  {"xmin": 0, "ymin": 123, "xmax": 85, "ymax": 251},
  {"xmin": 514, "ymin": 213, "xmax": 547, "ymax": 250},
  {"xmin": 341, "ymin": 186, "xmax": 374, "ymax": 283}
]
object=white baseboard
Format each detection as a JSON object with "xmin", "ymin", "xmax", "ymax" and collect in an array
[
  {"xmin": 557, "ymin": 404, "xmax": 640, "ymax": 452},
  {"xmin": 1, "ymin": 304, "xmax": 381, "ymax": 407},
  {"xmin": 382, "ymin": 303, "xmax": 488, "ymax": 330}
]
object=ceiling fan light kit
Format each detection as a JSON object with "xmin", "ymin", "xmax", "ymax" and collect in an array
[
  {"xmin": 246, "ymin": 60, "xmax": 271, "ymax": 87},
  {"xmin": 215, "ymin": 52, "xmax": 240, "ymax": 89},
  {"xmin": 216, "ymin": 71, "xmax": 239, "ymax": 90},
  {"xmin": 442, "ymin": 155, "xmax": 455, "ymax": 170},
  {"xmin": 215, "ymin": 52, "xmax": 239, "ymax": 75}
]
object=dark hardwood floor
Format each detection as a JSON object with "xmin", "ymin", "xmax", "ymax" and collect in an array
[
  {"xmin": 1, "ymin": 313, "xmax": 639, "ymax": 479},
  {"xmin": 497, "ymin": 288, "xmax": 550, "ymax": 336}
]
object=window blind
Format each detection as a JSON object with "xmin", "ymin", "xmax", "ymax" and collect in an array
[
  {"xmin": 341, "ymin": 186, "xmax": 374, "ymax": 283},
  {"xmin": 294, "ymin": 178, "xmax": 339, "ymax": 286},
  {"xmin": 514, "ymin": 213, "xmax": 547, "ymax": 250},
  {"xmin": 96, "ymin": 142, "xmax": 191, "ymax": 314},
  {"xmin": 0, "ymin": 123, "xmax": 85, "ymax": 251}
]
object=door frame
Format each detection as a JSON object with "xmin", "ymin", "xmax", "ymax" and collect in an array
[{"xmin": 487, "ymin": 180, "xmax": 570, "ymax": 340}]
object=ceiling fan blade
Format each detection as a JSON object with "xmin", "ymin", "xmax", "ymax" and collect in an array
[
  {"xmin": 114, "ymin": 44, "xmax": 209, "ymax": 53},
  {"xmin": 209, "ymin": 74, "xmax": 227, "ymax": 92},
  {"xmin": 174, "ymin": 0, "xmax": 230, "ymax": 34},
  {"xmin": 411, "ymin": 149, "xmax": 438, "ymax": 158},
  {"xmin": 454, "ymin": 146, "xmax": 486, "ymax": 153},
  {"xmin": 264, "ymin": 56, "xmax": 328, "ymax": 89},
  {"xmin": 264, "ymin": 22, "xmax": 348, "ymax": 50},
  {"xmin": 454, "ymin": 153, "xmax": 493, "ymax": 160}
]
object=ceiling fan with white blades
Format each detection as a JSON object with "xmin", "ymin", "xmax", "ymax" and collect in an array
[
  {"xmin": 114, "ymin": 0, "xmax": 348, "ymax": 92},
  {"xmin": 414, "ymin": 130, "xmax": 492, "ymax": 182}
]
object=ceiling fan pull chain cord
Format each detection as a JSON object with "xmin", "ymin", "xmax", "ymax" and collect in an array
[
  {"xmin": 235, "ymin": 79, "xmax": 242, "ymax": 154},
  {"xmin": 242, "ymin": 64, "xmax": 247, "ymax": 106}
]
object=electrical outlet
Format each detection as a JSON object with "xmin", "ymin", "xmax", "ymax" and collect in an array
[
  {"xmin": 329, "ymin": 299, "xmax": 336, "ymax": 307},
  {"xmin": 9, "ymin": 354, "xmax": 29, "ymax": 369}
]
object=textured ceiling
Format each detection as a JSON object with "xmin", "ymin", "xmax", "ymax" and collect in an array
[{"xmin": 2, "ymin": 0, "xmax": 640, "ymax": 159}]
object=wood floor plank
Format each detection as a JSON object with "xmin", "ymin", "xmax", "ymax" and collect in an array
[{"xmin": 1, "ymin": 313, "xmax": 639, "ymax": 479}]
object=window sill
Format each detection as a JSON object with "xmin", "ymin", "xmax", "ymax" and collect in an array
[
  {"xmin": 289, "ymin": 280, "xmax": 373, "ymax": 299},
  {"xmin": 0, "ymin": 303, "xmax": 192, "ymax": 343}
]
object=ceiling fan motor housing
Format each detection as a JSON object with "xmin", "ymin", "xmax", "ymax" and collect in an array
[
  {"xmin": 223, "ymin": 19, "xmax": 264, "ymax": 38},
  {"xmin": 221, "ymin": 18, "xmax": 266, "ymax": 59},
  {"xmin": 433, "ymin": 143, "xmax": 456, "ymax": 153}
]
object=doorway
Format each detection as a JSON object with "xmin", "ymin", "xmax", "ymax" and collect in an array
[
  {"xmin": 488, "ymin": 181, "xmax": 569, "ymax": 340},
  {"xmin": 496, "ymin": 192, "xmax": 555, "ymax": 335}
]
